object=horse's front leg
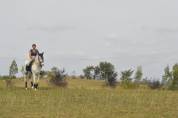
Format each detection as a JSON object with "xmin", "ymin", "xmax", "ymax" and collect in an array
[
  {"xmin": 36, "ymin": 74, "xmax": 40, "ymax": 89},
  {"xmin": 31, "ymin": 81, "xmax": 34, "ymax": 89},
  {"xmin": 31, "ymin": 74, "xmax": 34, "ymax": 89},
  {"xmin": 33, "ymin": 73, "xmax": 40, "ymax": 90},
  {"xmin": 33, "ymin": 73, "xmax": 37, "ymax": 90},
  {"xmin": 24, "ymin": 74, "xmax": 28, "ymax": 90}
]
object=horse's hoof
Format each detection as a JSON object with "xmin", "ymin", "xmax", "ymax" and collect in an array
[
  {"xmin": 25, "ymin": 88, "xmax": 28, "ymax": 90},
  {"xmin": 35, "ymin": 88, "xmax": 37, "ymax": 91}
]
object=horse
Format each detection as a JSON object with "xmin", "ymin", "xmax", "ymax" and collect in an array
[{"xmin": 24, "ymin": 52, "xmax": 44, "ymax": 90}]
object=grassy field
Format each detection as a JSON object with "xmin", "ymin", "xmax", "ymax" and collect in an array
[{"xmin": 0, "ymin": 78, "xmax": 178, "ymax": 118}]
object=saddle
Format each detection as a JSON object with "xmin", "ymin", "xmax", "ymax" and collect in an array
[
  {"xmin": 25, "ymin": 60, "xmax": 43, "ymax": 74},
  {"xmin": 25, "ymin": 60, "xmax": 34, "ymax": 73}
]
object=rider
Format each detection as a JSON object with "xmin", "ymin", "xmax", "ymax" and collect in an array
[
  {"xmin": 29, "ymin": 44, "xmax": 39, "ymax": 61},
  {"xmin": 26, "ymin": 44, "xmax": 39, "ymax": 72}
]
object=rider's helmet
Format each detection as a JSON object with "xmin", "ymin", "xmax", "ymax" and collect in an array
[{"xmin": 32, "ymin": 44, "xmax": 37, "ymax": 48}]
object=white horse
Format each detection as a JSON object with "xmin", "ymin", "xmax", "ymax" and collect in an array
[{"xmin": 24, "ymin": 52, "xmax": 44, "ymax": 90}]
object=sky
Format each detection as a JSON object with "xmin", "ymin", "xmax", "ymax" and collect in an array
[{"xmin": 0, "ymin": 0, "xmax": 178, "ymax": 78}]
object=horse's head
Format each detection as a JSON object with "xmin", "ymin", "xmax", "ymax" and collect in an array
[{"xmin": 38, "ymin": 52, "xmax": 44, "ymax": 63}]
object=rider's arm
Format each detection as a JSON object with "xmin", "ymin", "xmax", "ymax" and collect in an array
[{"xmin": 29, "ymin": 50, "xmax": 32, "ymax": 59}]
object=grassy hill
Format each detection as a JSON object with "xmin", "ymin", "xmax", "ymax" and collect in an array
[{"xmin": 0, "ymin": 78, "xmax": 178, "ymax": 118}]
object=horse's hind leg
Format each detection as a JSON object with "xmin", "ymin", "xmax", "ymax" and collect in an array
[
  {"xmin": 24, "ymin": 74, "xmax": 28, "ymax": 90},
  {"xmin": 25, "ymin": 81, "xmax": 28, "ymax": 89}
]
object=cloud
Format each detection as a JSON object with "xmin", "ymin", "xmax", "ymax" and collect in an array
[
  {"xmin": 103, "ymin": 33, "xmax": 141, "ymax": 51},
  {"xmin": 141, "ymin": 26, "xmax": 178, "ymax": 33},
  {"xmin": 156, "ymin": 27, "xmax": 178, "ymax": 33},
  {"xmin": 26, "ymin": 25, "xmax": 76, "ymax": 32}
]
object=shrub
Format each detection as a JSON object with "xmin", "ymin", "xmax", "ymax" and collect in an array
[
  {"xmin": 9, "ymin": 60, "xmax": 18, "ymax": 77},
  {"xmin": 99, "ymin": 62, "xmax": 118, "ymax": 87},
  {"xmin": 4, "ymin": 79, "xmax": 14, "ymax": 88},
  {"xmin": 106, "ymin": 71, "xmax": 118, "ymax": 87},
  {"xmin": 134, "ymin": 66, "xmax": 143, "ymax": 83},
  {"xmin": 79, "ymin": 75, "xmax": 85, "ymax": 79},
  {"xmin": 71, "ymin": 75, "xmax": 77, "ymax": 79},
  {"xmin": 48, "ymin": 67, "xmax": 68, "ymax": 87},
  {"xmin": 120, "ymin": 81, "xmax": 139, "ymax": 89},
  {"xmin": 0, "ymin": 75, "xmax": 16, "ymax": 80},
  {"xmin": 120, "ymin": 69, "xmax": 139, "ymax": 89},
  {"xmin": 147, "ymin": 80, "xmax": 162, "ymax": 89},
  {"xmin": 169, "ymin": 64, "xmax": 178, "ymax": 90}
]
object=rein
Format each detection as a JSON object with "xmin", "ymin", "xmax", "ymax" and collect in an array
[{"xmin": 37, "ymin": 55, "xmax": 44, "ymax": 67}]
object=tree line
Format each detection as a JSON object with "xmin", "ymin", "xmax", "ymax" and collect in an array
[
  {"xmin": 2, "ymin": 59, "xmax": 178, "ymax": 90},
  {"xmin": 83, "ymin": 62, "xmax": 178, "ymax": 90}
]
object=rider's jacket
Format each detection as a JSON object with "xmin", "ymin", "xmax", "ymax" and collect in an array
[{"xmin": 30, "ymin": 49, "xmax": 39, "ymax": 57}]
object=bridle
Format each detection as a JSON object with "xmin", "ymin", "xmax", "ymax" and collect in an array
[{"xmin": 37, "ymin": 53, "xmax": 44, "ymax": 66}]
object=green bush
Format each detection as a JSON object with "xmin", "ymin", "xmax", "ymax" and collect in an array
[
  {"xmin": 147, "ymin": 80, "xmax": 162, "ymax": 89},
  {"xmin": 0, "ymin": 76, "xmax": 16, "ymax": 80},
  {"xmin": 48, "ymin": 67, "xmax": 67, "ymax": 87},
  {"xmin": 120, "ymin": 81, "xmax": 139, "ymax": 89}
]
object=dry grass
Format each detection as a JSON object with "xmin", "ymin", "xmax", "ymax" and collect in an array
[{"xmin": 0, "ymin": 78, "xmax": 178, "ymax": 118}]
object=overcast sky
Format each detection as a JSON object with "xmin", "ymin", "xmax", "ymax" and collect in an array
[{"xmin": 0, "ymin": 0, "xmax": 178, "ymax": 78}]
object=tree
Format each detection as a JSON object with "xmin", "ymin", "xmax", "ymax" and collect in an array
[
  {"xmin": 171, "ymin": 64, "xmax": 178, "ymax": 89},
  {"xmin": 120, "ymin": 69, "xmax": 134, "ymax": 88},
  {"xmin": 99, "ymin": 62, "xmax": 115, "ymax": 80},
  {"xmin": 83, "ymin": 66, "xmax": 95, "ymax": 79},
  {"xmin": 83, "ymin": 62, "xmax": 117, "ymax": 86},
  {"xmin": 107, "ymin": 71, "xmax": 118, "ymax": 86},
  {"xmin": 94, "ymin": 66, "xmax": 101, "ymax": 80},
  {"xmin": 9, "ymin": 60, "xmax": 18, "ymax": 78},
  {"xmin": 120, "ymin": 69, "xmax": 134, "ymax": 83},
  {"xmin": 134, "ymin": 66, "xmax": 143, "ymax": 83},
  {"xmin": 99, "ymin": 62, "xmax": 117, "ymax": 86},
  {"xmin": 162, "ymin": 65, "xmax": 173, "ymax": 88},
  {"xmin": 21, "ymin": 66, "xmax": 25, "ymax": 76},
  {"xmin": 121, "ymin": 69, "xmax": 134, "ymax": 81}
]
